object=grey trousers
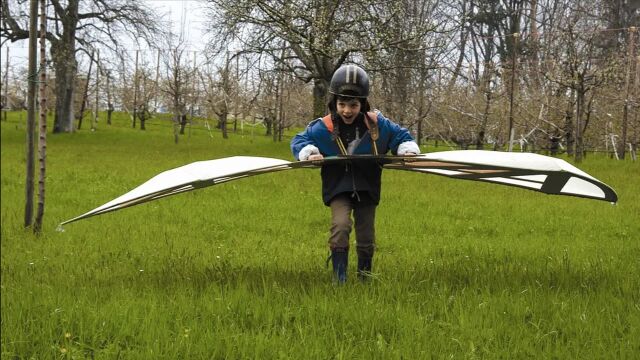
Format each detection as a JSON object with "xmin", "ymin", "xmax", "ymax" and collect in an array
[{"xmin": 328, "ymin": 194, "xmax": 376, "ymax": 258}]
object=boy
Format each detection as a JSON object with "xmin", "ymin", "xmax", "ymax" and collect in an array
[{"xmin": 291, "ymin": 64, "xmax": 420, "ymax": 283}]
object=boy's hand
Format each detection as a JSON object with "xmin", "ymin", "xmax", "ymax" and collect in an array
[{"xmin": 308, "ymin": 154, "xmax": 324, "ymax": 161}]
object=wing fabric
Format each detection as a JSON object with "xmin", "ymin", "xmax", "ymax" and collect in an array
[
  {"xmin": 60, "ymin": 156, "xmax": 295, "ymax": 225},
  {"xmin": 383, "ymin": 151, "xmax": 617, "ymax": 203},
  {"xmin": 60, "ymin": 151, "xmax": 617, "ymax": 226}
]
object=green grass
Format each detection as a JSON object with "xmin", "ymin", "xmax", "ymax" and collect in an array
[{"xmin": 1, "ymin": 111, "xmax": 639, "ymax": 359}]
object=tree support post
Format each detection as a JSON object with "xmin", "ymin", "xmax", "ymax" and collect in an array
[{"xmin": 34, "ymin": 0, "xmax": 47, "ymax": 233}]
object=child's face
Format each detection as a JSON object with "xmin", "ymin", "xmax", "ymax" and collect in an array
[{"xmin": 336, "ymin": 98, "xmax": 361, "ymax": 124}]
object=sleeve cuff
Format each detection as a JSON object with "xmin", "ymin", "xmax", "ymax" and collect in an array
[
  {"xmin": 299, "ymin": 144, "xmax": 320, "ymax": 160},
  {"xmin": 397, "ymin": 141, "xmax": 420, "ymax": 155}
]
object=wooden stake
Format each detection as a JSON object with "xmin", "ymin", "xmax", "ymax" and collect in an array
[
  {"xmin": 34, "ymin": 0, "xmax": 47, "ymax": 233},
  {"xmin": 633, "ymin": 53, "xmax": 639, "ymax": 161}
]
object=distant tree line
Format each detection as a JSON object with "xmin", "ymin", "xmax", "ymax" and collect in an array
[{"xmin": 2, "ymin": 0, "xmax": 639, "ymax": 161}]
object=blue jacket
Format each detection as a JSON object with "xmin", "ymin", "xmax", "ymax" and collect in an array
[{"xmin": 290, "ymin": 111, "xmax": 416, "ymax": 205}]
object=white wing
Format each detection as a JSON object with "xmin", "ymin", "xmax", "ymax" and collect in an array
[
  {"xmin": 60, "ymin": 156, "xmax": 294, "ymax": 225},
  {"xmin": 60, "ymin": 151, "xmax": 617, "ymax": 226},
  {"xmin": 384, "ymin": 150, "xmax": 617, "ymax": 202}
]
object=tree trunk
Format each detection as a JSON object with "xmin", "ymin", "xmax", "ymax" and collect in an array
[
  {"xmin": 447, "ymin": 0, "xmax": 468, "ymax": 92},
  {"xmin": 25, "ymin": 0, "xmax": 38, "ymax": 228},
  {"xmin": 106, "ymin": 73, "xmax": 113, "ymax": 125},
  {"xmin": 477, "ymin": 68, "xmax": 493, "ymax": 150},
  {"xmin": 220, "ymin": 112, "xmax": 228, "ymax": 139},
  {"xmin": 528, "ymin": 0, "xmax": 542, "ymax": 91},
  {"xmin": 313, "ymin": 78, "xmax": 328, "ymax": 118},
  {"xmin": 564, "ymin": 91, "xmax": 575, "ymax": 157},
  {"xmin": 549, "ymin": 134, "xmax": 560, "ymax": 156},
  {"xmin": 76, "ymin": 51, "xmax": 94, "ymax": 130},
  {"xmin": 575, "ymin": 89, "xmax": 585, "ymax": 163},
  {"xmin": 477, "ymin": 19, "xmax": 496, "ymax": 150},
  {"xmin": 50, "ymin": 1, "xmax": 79, "ymax": 134},
  {"xmin": 179, "ymin": 114, "xmax": 187, "ymax": 134},
  {"xmin": 51, "ymin": 40, "xmax": 77, "ymax": 133},
  {"xmin": 132, "ymin": 50, "xmax": 139, "ymax": 129},
  {"xmin": 272, "ymin": 115, "xmax": 278, "ymax": 142},
  {"xmin": 173, "ymin": 114, "xmax": 180, "ymax": 144},
  {"xmin": 139, "ymin": 105, "xmax": 147, "ymax": 130},
  {"xmin": 92, "ymin": 50, "xmax": 99, "ymax": 131},
  {"xmin": 264, "ymin": 114, "xmax": 273, "ymax": 136},
  {"xmin": 620, "ymin": 28, "xmax": 636, "ymax": 159}
]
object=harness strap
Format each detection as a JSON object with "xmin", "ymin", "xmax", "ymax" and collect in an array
[
  {"xmin": 322, "ymin": 114, "xmax": 347, "ymax": 155},
  {"xmin": 322, "ymin": 113, "xmax": 379, "ymax": 155},
  {"xmin": 364, "ymin": 112, "xmax": 379, "ymax": 155}
]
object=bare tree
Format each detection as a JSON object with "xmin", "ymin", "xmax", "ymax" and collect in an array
[
  {"xmin": 201, "ymin": 54, "xmax": 233, "ymax": 140},
  {"xmin": 161, "ymin": 42, "xmax": 191, "ymax": 143},
  {"xmin": 544, "ymin": 3, "xmax": 616, "ymax": 162},
  {"xmin": 205, "ymin": 0, "xmax": 444, "ymax": 118},
  {"xmin": 137, "ymin": 68, "xmax": 154, "ymax": 131},
  {"xmin": 366, "ymin": 0, "xmax": 449, "ymax": 131},
  {"xmin": 2, "ymin": 0, "xmax": 163, "ymax": 133}
]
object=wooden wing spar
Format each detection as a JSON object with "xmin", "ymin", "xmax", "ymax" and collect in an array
[{"xmin": 60, "ymin": 151, "xmax": 617, "ymax": 226}]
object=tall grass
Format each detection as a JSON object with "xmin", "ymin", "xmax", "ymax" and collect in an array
[{"xmin": 1, "ymin": 112, "xmax": 639, "ymax": 359}]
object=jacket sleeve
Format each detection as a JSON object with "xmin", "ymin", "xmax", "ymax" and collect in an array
[
  {"xmin": 378, "ymin": 113, "xmax": 419, "ymax": 155},
  {"xmin": 291, "ymin": 120, "xmax": 321, "ymax": 160}
]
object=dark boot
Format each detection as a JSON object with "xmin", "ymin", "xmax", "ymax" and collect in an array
[
  {"xmin": 331, "ymin": 249, "xmax": 348, "ymax": 284},
  {"xmin": 357, "ymin": 256, "xmax": 372, "ymax": 282}
]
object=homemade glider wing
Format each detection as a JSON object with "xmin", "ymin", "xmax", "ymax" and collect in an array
[
  {"xmin": 60, "ymin": 156, "xmax": 294, "ymax": 226},
  {"xmin": 60, "ymin": 151, "xmax": 617, "ymax": 226},
  {"xmin": 383, "ymin": 150, "xmax": 618, "ymax": 202}
]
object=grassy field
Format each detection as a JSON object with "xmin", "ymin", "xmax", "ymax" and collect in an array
[{"xmin": 1, "ymin": 112, "xmax": 639, "ymax": 359}]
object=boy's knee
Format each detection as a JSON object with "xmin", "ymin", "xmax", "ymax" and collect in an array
[{"xmin": 331, "ymin": 218, "xmax": 352, "ymax": 234}]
